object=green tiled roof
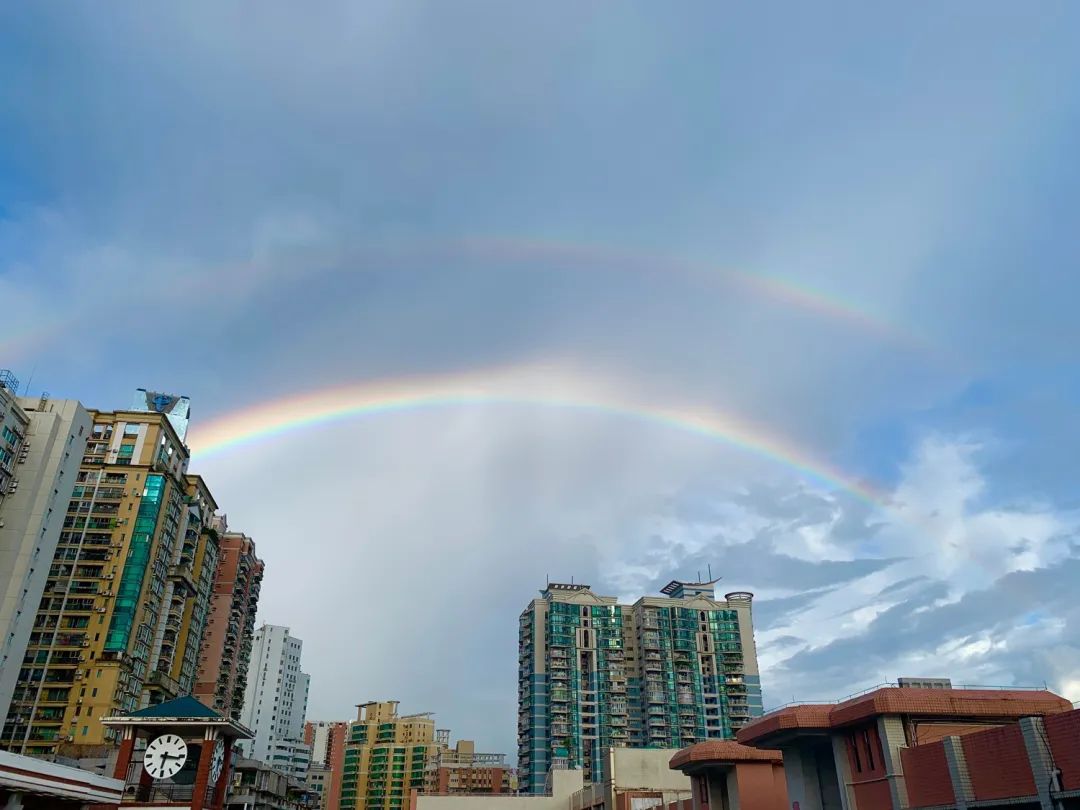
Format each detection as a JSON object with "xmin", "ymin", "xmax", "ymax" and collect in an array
[{"xmin": 129, "ymin": 696, "xmax": 222, "ymax": 719}]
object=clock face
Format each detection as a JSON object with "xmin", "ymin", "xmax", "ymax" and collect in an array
[
  {"xmin": 208, "ymin": 738, "xmax": 226, "ymax": 783},
  {"xmin": 143, "ymin": 733, "xmax": 188, "ymax": 780}
]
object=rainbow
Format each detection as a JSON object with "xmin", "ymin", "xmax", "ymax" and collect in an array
[
  {"xmin": 171, "ymin": 235, "xmax": 922, "ymax": 352},
  {"xmin": 448, "ymin": 236, "xmax": 923, "ymax": 348},
  {"xmin": 189, "ymin": 364, "xmax": 886, "ymax": 508}
]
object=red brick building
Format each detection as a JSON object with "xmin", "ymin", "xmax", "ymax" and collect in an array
[
  {"xmin": 737, "ymin": 684, "xmax": 1073, "ymax": 810},
  {"xmin": 194, "ymin": 530, "xmax": 264, "ymax": 719},
  {"xmin": 304, "ymin": 720, "xmax": 349, "ymax": 810},
  {"xmin": 424, "ymin": 740, "xmax": 515, "ymax": 795},
  {"xmin": 669, "ymin": 740, "xmax": 788, "ymax": 810}
]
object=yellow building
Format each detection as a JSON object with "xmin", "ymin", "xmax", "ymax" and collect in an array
[
  {"xmin": 149, "ymin": 474, "xmax": 220, "ymax": 702},
  {"xmin": 0, "ymin": 404, "xmax": 221, "ymax": 757},
  {"xmin": 340, "ymin": 701, "xmax": 444, "ymax": 810}
]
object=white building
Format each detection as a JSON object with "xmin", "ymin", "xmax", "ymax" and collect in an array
[
  {"xmin": 239, "ymin": 623, "xmax": 312, "ymax": 780},
  {"xmin": 0, "ymin": 380, "xmax": 90, "ymax": 739}
]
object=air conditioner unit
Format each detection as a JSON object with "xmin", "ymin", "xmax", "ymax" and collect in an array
[
  {"xmin": 77, "ymin": 698, "xmax": 83, "ymax": 704},
  {"xmin": 105, "ymin": 574, "xmax": 114, "ymax": 580},
  {"xmin": 81, "ymin": 641, "xmax": 90, "ymax": 647},
  {"xmin": 95, "ymin": 608, "xmax": 107, "ymax": 613},
  {"xmin": 74, "ymin": 670, "xmax": 84, "ymax": 679},
  {"xmin": 66, "ymin": 735, "xmax": 74, "ymax": 742}
]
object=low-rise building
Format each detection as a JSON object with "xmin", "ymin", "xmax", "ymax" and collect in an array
[
  {"xmin": 736, "ymin": 682, "xmax": 1073, "ymax": 810},
  {"xmin": 0, "ymin": 747, "xmax": 123, "ymax": 808},
  {"xmin": 669, "ymin": 740, "xmax": 787, "ymax": 810},
  {"xmin": 425, "ymin": 739, "xmax": 515, "ymax": 795},
  {"xmin": 227, "ymin": 756, "xmax": 318, "ymax": 810},
  {"xmin": 414, "ymin": 749, "xmax": 691, "ymax": 810}
]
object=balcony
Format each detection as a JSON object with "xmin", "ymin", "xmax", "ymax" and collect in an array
[
  {"xmin": 167, "ymin": 564, "xmax": 197, "ymax": 596},
  {"xmin": 147, "ymin": 670, "xmax": 181, "ymax": 699}
]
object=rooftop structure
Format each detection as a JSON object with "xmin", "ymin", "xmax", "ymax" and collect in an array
[
  {"xmin": 737, "ymin": 683, "xmax": 1072, "ymax": 810},
  {"xmin": 669, "ymin": 740, "xmax": 787, "ymax": 810}
]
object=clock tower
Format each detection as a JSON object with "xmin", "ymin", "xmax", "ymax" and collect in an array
[{"xmin": 99, "ymin": 695, "xmax": 253, "ymax": 810}]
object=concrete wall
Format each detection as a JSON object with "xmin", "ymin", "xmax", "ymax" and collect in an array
[
  {"xmin": 611, "ymin": 748, "xmax": 692, "ymax": 793},
  {"xmin": 416, "ymin": 768, "xmax": 584, "ymax": 810}
]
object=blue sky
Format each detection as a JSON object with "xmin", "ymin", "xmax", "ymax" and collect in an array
[{"xmin": 3, "ymin": 2, "xmax": 1080, "ymax": 757}]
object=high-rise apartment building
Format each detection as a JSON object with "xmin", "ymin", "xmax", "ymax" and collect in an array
[
  {"xmin": 305, "ymin": 720, "xmax": 348, "ymax": 810},
  {"xmin": 239, "ymin": 624, "xmax": 311, "ymax": 779},
  {"xmin": 517, "ymin": 579, "xmax": 762, "ymax": 793},
  {"xmin": 196, "ymin": 530, "xmax": 263, "ymax": 719},
  {"xmin": 144, "ymin": 474, "xmax": 220, "ymax": 705},
  {"xmin": 0, "ymin": 380, "xmax": 90, "ymax": 738},
  {"xmin": 339, "ymin": 701, "xmax": 443, "ymax": 810},
  {"xmin": 0, "ymin": 402, "xmax": 222, "ymax": 756},
  {"xmin": 424, "ymin": 739, "xmax": 515, "ymax": 795}
]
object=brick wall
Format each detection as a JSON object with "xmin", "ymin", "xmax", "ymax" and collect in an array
[
  {"xmin": 901, "ymin": 742, "xmax": 955, "ymax": 809},
  {"xmin": 962, "ymin": 724, "xmax": 1036, "ymax": 802},
  {"xmin": 910, "ymin": 721, "xmax": 1003, "ymax": 744},
  {"xmin": 1045, "ymin": 710, "xmax": 1080, "ymax": 791}
]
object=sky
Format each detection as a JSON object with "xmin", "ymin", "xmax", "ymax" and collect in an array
[{"xmin": 3, "ymin": 1, "xmax": 1080, "ymax": 759}]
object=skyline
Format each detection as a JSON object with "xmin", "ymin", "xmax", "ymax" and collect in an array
[{"xmin": 4, "ymin": 0, "xmax": 1080, "ymax": 765}]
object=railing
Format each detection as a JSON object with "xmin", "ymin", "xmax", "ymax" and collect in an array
[{"xmin": 120, "ymin": 762, "xmax": 214, "ymax": 806}]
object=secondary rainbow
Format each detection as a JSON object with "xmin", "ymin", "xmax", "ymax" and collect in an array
[
  {"xmin": 450, "ymin": 236, "xmax": 923, "ymax": 349},
  {"xmin": 189, "ymin": 366, "xmax": 886, "ymax": 508}
]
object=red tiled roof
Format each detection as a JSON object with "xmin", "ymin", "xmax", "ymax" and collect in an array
[
  {"xmin": 738, "ymin": 688, "xmax": 1071, "ymax": 747},
  {"xmin": 670, "ymin": 740, "xmax": 783, "ymax": 770},
  {"xmin": 734, "ymin": 704, "xmax": 833, "ymax": 744},
  {"xmin": 829, "ymin": 688, "xmax": 1071, "ymax": 728}
]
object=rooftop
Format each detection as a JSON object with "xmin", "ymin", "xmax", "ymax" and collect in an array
[
  {"xmin": 670, "ymin": 740, "xmax": 783, "ymax": 771},
  {"xmin": 738, "ymin": 685, "xmax": 1072, "ymax": 748}
]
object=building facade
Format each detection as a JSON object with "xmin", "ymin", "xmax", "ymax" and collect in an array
[
  {"xmin": 339, "ymin": 701, "xmax": 443, "ymax": 810},
  {"xmin": 425, "ymin": 739, "xmax": 515, "ymax": 796},
  {"xmin": 226, "ymin": 756, "xmax": 317, "ymax": 810},
  {"xmin": 736, "ymin": 683, "xmax": 1073, "ymax": 810},
  {"xmin": 196, "ymin": 530, "xmax": 263, "ymax": 720},
  {"xmin": 0, "ymin": 385, "xmax": 90, "ymax": 740},
  {"xmin": 1, "ymin": 403, "xmax": 222, "ymax": 757},
  {"xmin": 143, "ymin": 473, "xmax": 221, "ymax": 707},
  {"xmin": 239, "ymin": 624, "xmax": 311, "ymax": 780},
  {"xmin": 669, "ymin": 740, "xmax": 787, "ymax": 810},
  {"xmin": 518, "ymin": 580, "xmax": 762, "ymax": 793},
  {"xmin": 413, "ymin": 749, "xmax": 692, "ymax": 810},
  {"xmin": 305, "ymin": 720, "xmax": 349, "ymax": 810}
]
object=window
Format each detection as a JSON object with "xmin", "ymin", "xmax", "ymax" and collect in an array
[
  {"xmin": 850, "ymin": 733, "xmax": 862, "ymax": 772},
  {"xmin": 863, "ymin": 729, "xmax": 875, "ymax": 770}
]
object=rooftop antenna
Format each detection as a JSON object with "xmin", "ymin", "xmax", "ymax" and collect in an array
[
  {"xmin": 697, "ymin": 570, "xmax": 701, "ymax": 582},
  {"xmin": 708, "ymin": 564, "xmax": 713, "ymax": 581},
  {"xmin": 22, "ymin": 363, "xmax": 37, "ymax": 397}
]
